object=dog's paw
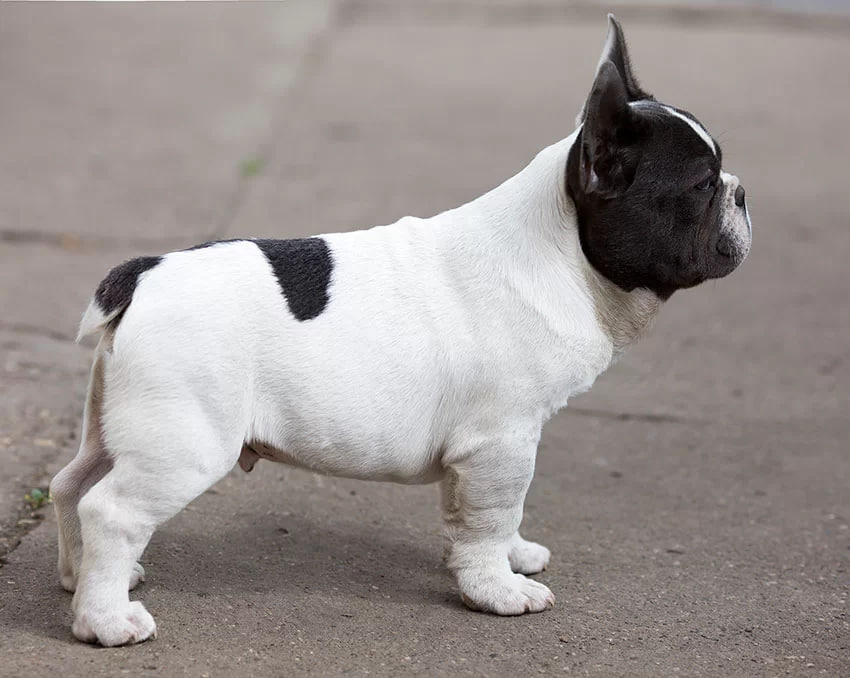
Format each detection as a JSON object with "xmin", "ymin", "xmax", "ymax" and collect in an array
[
  {"xmin": 508, "ymin": 536, "xmax": 550, "ymax": 575},
  {"xmin": 72, "ymin": 601, "xmax": 157, "ymax": 647},
  {"xmin": 60, "ymin": 571, "xmax": 77, "ymax": 593},
  {"xmin": 129, "ymin": 562, "xmax": 146, "ymax": 590},
  {"xmin": 457, "ymin": 568, "xmax": 555, "ymax": 615}
]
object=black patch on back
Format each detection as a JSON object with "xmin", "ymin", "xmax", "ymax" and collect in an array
[
  {"xmin": 94, "ymin": 256, "xmax": 161, "ymax": 315},
  {"xmin": 253, "ymin": 238, "xmax": 333, "ymax": 321}
]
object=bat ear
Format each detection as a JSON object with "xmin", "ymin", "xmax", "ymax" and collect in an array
[
  {"xmin": 576, "ymin": 14, "xmax": 652, "ymax": 127},
  {"xmin": 578, "ymin": 61, "xmax": 642, "ymax": 198}
]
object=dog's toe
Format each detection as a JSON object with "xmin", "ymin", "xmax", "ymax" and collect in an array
[
  {"xmin": 457, "ymin": 568, "xmax": 555, "ymax": 616},
  {"xmin": 72, "ymin": 601, "xmax": 157, "ymax": 647},
  {"xmin": 508, "ymin": 537, "xmax": 551, "ymax": 575}
]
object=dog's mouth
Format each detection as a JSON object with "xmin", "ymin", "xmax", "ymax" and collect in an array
[
  {"xmin": 710, "ymin": 179, "xmax": 752, "ymax": 276},
  {"xmin": 706, "ymin": 237, "xmax": 749, "ymax": 283}
]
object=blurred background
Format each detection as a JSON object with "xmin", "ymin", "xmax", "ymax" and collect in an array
[{"xmin": 1, "ymin": 1, "xmax": 848, "ymax": 676}]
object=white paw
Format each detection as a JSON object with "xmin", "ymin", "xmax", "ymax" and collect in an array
[
  {"xmin": 508, "ymin": 537, "xmax": 551, "ymax": 575},
  {"xmin": 129, "ymin": 562, "xmax": 146, "ymax": 590},
  {"xmin": 457, "ymin": 568, "xmax": 555, "ymax": 615},
  {"xmin": 72, "ymin": 600, "xmax": 157, "ymax": 646},
  {"xmin": 60, "ymin": 572, "xmax": 76, "ymax": 593}
]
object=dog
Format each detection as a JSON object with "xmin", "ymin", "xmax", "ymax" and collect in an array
[{"xmin": 50, "ymin": 15, "xmax": 751, "ymax": 646}]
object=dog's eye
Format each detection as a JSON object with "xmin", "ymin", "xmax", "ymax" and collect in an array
[{"xmin": 694, "ymin": 176, "xmax": 715, "ymax": 192}]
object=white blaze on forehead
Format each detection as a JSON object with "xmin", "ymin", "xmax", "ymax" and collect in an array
[{"xmin": 660, "ymin": 105, "xmax": 716, "ymax": 156}]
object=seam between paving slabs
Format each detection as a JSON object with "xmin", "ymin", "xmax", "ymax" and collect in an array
[{"xmin": 207, "ymin": 0, "xmax": 342, "ymax": 242}]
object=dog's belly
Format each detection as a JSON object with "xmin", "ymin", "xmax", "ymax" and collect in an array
[{"xmin": 238, "ymin": 439, "xmax": 445, "ymax": 484}]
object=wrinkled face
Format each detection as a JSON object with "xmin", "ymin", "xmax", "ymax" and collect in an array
[
  {"xmin": 567, "ymin": 15, "xmax": 751, "ymax": 300},
  {"xmin": 570, "ymin": 102, "xmax": 752, "ymax": 298}
]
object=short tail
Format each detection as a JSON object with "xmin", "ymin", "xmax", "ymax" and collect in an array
[
  {"xmin": 76, "ymin": 299, "xmax": 121, "ymax": 343},
  {"xmin": 76, "ymin": 254, "xmax": 163, "ymax": 343}
]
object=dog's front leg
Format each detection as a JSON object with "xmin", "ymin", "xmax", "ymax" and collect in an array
[{"xmin": 442, "ymin": 439, "xmax": 554, "ymax": 615}]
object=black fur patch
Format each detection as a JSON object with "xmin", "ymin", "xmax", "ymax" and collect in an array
[
  {"xmin": 94, "ymin": 256, "xmax": 161, "ymax": 315},
  {"xmin": 253, "ymin": 238, "xmax": 333, "ymax": 321}
]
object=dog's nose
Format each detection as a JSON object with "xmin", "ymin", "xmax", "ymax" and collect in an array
[
  {"xmin": 716, "ymin": 235, "xmax": 732, "ymax": 258},
  {"xmin": 734, "ymin": 184, "xmax": 746, "ymax": 207}
]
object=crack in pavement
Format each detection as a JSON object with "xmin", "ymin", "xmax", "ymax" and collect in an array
[
  {"xmin": 0, "ymin": 502, "xmax": 50, "ymax": 567},
  {"xmin": 207, "ymin": 2, "xmax": 343, "ymax": 242},
  {"xmin": 0, "ymin": 414, "xmax": 79, "ymax": 567},
  {"xmin": 565, "ymin": 406, "xmax": 706, "ymax": 426}
]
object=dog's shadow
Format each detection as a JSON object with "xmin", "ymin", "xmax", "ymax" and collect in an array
[
  {"xmin": 151, "ymin": 506, "xmax": 452, "ymax": 602},
  {"xmin": 5, "ymin": 500, "xmax": 457, "ymax": 645}
]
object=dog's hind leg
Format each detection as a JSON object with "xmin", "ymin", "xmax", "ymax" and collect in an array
[
  {"xmin": 69, "ymin": 397, "xmax": 239, "ymax": 646},
  {"xmin": 50, "ymin": 352, "xmax": 118, "ymax": 593},
  {"xmin": 51, "ymin": 447, "xmax": 114, "ymax": 593}
]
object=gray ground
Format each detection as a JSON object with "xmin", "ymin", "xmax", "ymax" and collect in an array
[{"xmin": 0, "ymin": 2, "xmax": 848, "ymax": 676}]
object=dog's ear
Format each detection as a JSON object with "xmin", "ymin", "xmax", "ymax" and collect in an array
[
  {"xmin": 578, "ymin": 60, "xmax": 642, "ymax": 198},
  {"xmin": 576, "ymin": 14, "xmax": 651, "ymax": 127}
]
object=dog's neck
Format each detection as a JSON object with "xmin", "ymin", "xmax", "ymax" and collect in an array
[
  {"xmin": 581, "ymin": 267, "xmax": 661, "ymax": 356},
  {"xmin": 445, "ymin": 131, "xmax": 662, "ymax": 356}
]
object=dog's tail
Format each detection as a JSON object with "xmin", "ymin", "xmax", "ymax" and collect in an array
[
  {"xmin": 76, "ymin": 301, "xmax": 112, "ymax": 343},
  {"xmin": 76, "ymin": 255, "xmax": 162, "ymax": 343}
]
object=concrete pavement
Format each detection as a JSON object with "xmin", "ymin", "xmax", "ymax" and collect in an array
[{"xmin": 1, "ymin": 2, "xmax": 848, "ymax": 676}]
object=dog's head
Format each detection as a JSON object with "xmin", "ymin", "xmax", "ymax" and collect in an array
[{"xmin": 566, "ymin": 15, "xmax": 751, "ymax": 300}]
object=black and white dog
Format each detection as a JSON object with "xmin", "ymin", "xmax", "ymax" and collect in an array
[{"xmin": 51, "ymin": 15, "xmax": 751, "ymax": 646}]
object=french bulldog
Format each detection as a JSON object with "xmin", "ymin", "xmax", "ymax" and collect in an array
[{"xmin": 50, "ymin": 15, "xmax": 751, "ymax": 646}]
